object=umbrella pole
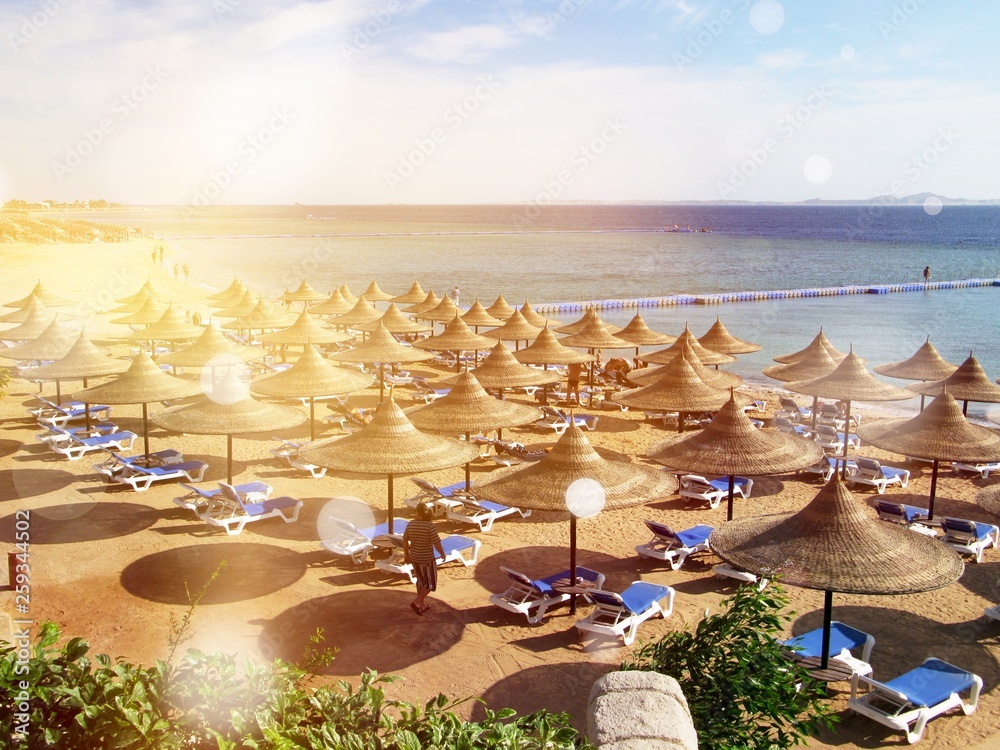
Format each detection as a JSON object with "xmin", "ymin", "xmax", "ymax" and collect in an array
[
  {"xmin": 840, "ymin": 401, "xmax": 852, "ymax": 480},
  {"xmin": 569, "ymin": 515, "xmax": 579, "ymax": 615},
  {"xmin": 677, "ymin": 411, "xmax": 685, "ymax": 433},
  {"xmin": 928, "ymin": 458, "xmax": 940, "ymax": 520},
  {"xmin": 727, "ymin": 474, "xmax": 735, "ymax": 522},
  {"xmin": 142, "ymin": 403, "xmax": 150, "ymax": 461},
  {"xmin": 811, "ymin": 396, "xmax": 818, "ymax": 433},
  {"xmin": 310, "ymin": 397, "xmax": 316, "ymax": 442},
  {"xmin": 962, "ymin": 400, "xmax": 969, "ymax": 416},
  {"xmin": 820, "ymin": 590, "xmax": 833, "ymax": 671},
  {"xmin": 227, "ymin": 434, "xmax": 233, "ymax": 484},
  {"xmin": 388, "ymin": 472, "xmax": 395, "ymax": 529},
  {"xmin": 56, "ymin": 380, "xmax": 62, "ymax": 404},
  {"xmin": 465, "ymin": 433, "xmax": 472, "ymax": 491},
  {"xmin": 919, "ymin": 394, "xmax": 926, "ymax": 412},
  {"xmin": 379, "ymin": 365, "xmax": 385, "ymax": 402}
]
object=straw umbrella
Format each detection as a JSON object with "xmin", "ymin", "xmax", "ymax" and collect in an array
[
  {"xmin": 484, "ymin": 294, "xmax": 516, "ymax": 321},
  {"xmin": 559, "ymin": 318, "xmax": 635, "ymax": 385},
  {"xmin": 330, "ymin": 296, "xmax": 382, "ymax": 330},
  {"xmin": 763, "ymin": 345, "xmax": 839, "ymax": 431},
  {"xmin": 153, "ymin": 370, "xmax": 306, "ymax": 484},
  {"xmin": 0, "ymin": 298, "xmax": 64, "ymax": 326},
  {"xmin": 909, "ymin": 353, "xmax": 1000, "ymax": 416},
  {"xmin": 210, "ymin": 288, "xmax": 255, "ymax": 313},
  {"xmin": 259, "ymin": 310, "xmax": 353, "ymax": 358},
  {"xmin": 108, "ymin": 288, "xmax": 166, "ymax": 315},
  {"xmin": 221, "ymin": 299, "xmax": 295, "ymax": 335},
  {"xmin": 0, "ymin": 302, "xmax": 60, "ymax": 341},
  {"xmin": 513, "ymin": 325, "xmax": 594, "ymax": 404},
  {"xmin": 405, "ymin": 290, "xmax": 441, "ymax": 316},
  {"xmin": 339, "ymin": 284, "xmax": 358, "ymax": 305},
  {"xmin": 785, "ymin": 349, "xmax": 911, "ymax": 477},
  {"xmin": 874, "ymin": 337, "xmax": 958, "ymax": 411},
  {"xmin": 616, "ymin": 313, "xmax": 675, "ymax": 357},
  {"xmin": 356, "ymin": 304, "xmax": 431, "ymax": 337},
  {"xmin": 476, "ymin": 424, "xmax": 677, "ymax": 612},
  {"xmin": 72, "ymin": 353, "xmax": 204, "ymax": 461},
  {"xmin": 518, "ymin": 301, "xmax": 559, "ymax": 330},
  {"xmin": 613, "ymin": 349, "xmax": 749, "ymax": 432},
  {"xmin": 157, "ymin": 325, "xmax": 262, "ymax": 375},
  {"xmin": 484, "ymin": 309, "xmax": 542, "ymax": 351},
  {"xmin": 309, "ymin": 288, "xmax": 354, "ymax": 316},
  {"xmin": 281, "ymin": 280, "xmax": 327, "ymax": 308},
  {"xmin": 17, "ymin": 333, "xmax": 128, "ymax": 422},
  {"xmin": 698, "ymin": 317, "xmax": 761, "ymax": 355},
  {"xmin": 361, "ymin": 280, "xmax": 395, "ymax": 303},
  {"xmin": 406, "ymin": 370, "xmax": 541, "ymax": 488},
  {"xmin": 413, "ymin": 314, "xmax": 494, "ymax": 372},
  {"xmin": 977, "ymin": 485, "xmax": 1000, "ymax": 517},
  {"xmin": 300, "ymin": 397, "xmax": 479, "ymax": 528},
  {"xmin": 420, "ymin": 296, "xmax": 461, "ymax": 326},
  {"xmin": 329, "ymin": 322, "xmax": 434, "ymax": 401},
  {"xmin": 461, "ymin": 301, "xmax": 503, "ymax": 332},
  {"xmin": 250, "ymin": 343, "xmax": 372, "ymax": 440},
  {"xmin": 205, "ymin": 278, "xmax": 243, "ymax": 302},
  {"xmin": 648, "ymin": 392, "xmax": 824, "ymax": 520},
  {"xmin": 773, "ymin": 328, "xmax": 848, "ymax": 365},
  {"xmin": 440, "ymin": 341, "xmax": 561, "ymax": 398},
  {"xmin": 641, "ymin": 324, "xmax": 736, "ymax": 368},
  {"xmin": 556, "ymin": 307, "xmax": 622, "ymax": 336},
  {"xmin": 0, "ymin": 318, "xmax": 77, "ymax": 367},
  {"xmin": 857, "ymin": 391, "xmax": 1000, "ymax": 519},
  {"xmin": 121, "ymin": 305, "xmax": 203, "ymax": 353},
  {"xmin": 4, "ymin": 282, "xmax": 73, "ymax": 309},
  {"xmin": 111, "ymin": 296, "xmax": 168, "ymax": 327},
  {"xmin": 711, "ymin": 477, "xmax": 964, "ymax": 672},
  {"xmin": 393, "ymin": 281, "xmax": 427, "ymax": 305},
  {"xmin": 627, "ymin": 343, "xmax": 743, "ymax": 390}
]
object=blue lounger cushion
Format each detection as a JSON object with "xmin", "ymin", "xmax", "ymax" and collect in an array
[
  {"xmin": 589, "ymin": 581, "xmax": 672, "ymax": 616},
  {"xmin": 243, "ymin": 496, "xmax": 300, "ymax": 517},
  {"xmin": 784, "ymin": 622, "xmax": 870, "ymax": 659},
  {"xmin": 885, "ymin": 659, "xmax": 977, "ymax": 708}
]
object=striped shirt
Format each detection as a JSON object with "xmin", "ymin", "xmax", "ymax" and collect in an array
[{"xmin": 403, "ymin": 520, "xmax": 441, "ymax": 564}]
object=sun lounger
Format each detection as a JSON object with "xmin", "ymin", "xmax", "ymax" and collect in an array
[
  {"xmin": 320, "ymin": 518, "xmax": 409, "ymax": 565},
  {"xmin": 875, "ymin": 500, "xmax": 937, "ymax": 536},
  {"xmin": 174, "ymin": 480, "xmax": 273, "ymax": 512},
  {"xmin": 848, "ymin": 658, "xmax": 982, "ymax": 743},
  {"xmin": 96, "ymin": 452, "xmax": 209, "ymax": 492},
  {"xmin": 445, "ymin": 496, "xmax": 531, "ymax": 533},
  {"xmin": 93, "ymin": 449, "xmax": 185, "ymax": 476},
  {"xmin": 774, "ymin": 416, "xmax": 812, "ymax": 439},
  {"xmin": 490, "ymin": 441, "xmax": 549, "ymax": 467},
  {"xmin": 984, "ymin": 605, "xmax": 1000, "ymax": 622},
  {"xmin": 678, "ymin": 474, "xmax": 753, "ymax": 510},
  {"xmin": 817, "ymin": 402, "xmax": 861, "ymax": 431},
  {"xmin": 814, "ymin": 424, "xmax": 861, "ymax": 453},
  {"xmin": 643, "ymin": 411, "xmax": 678, "ymax": 428},
  {"xmin": 37, "ymin": 422, "xmax": 119, "ymax": 447},
  {"xmin": 412, "ymin": 384, "xmax": 451, "ymax": 403},
  {"xmin": 781, "ymin": 621, "xmax": 875, "ymax": 679},
  {"xmin": 534, "ymin": 406, "xmax": 598, "ymax": 435},
  {"xmin": 373, "ymin": 533, "xmax": 482, "ymax": 582},
  {"xmin": 776, "ymin": 396, "xmax": 811, "ymax": 423},
  {"xmin": 402, "ymin": 477, "xmax": 474, "ymax": 517},
  {"xmin": 270, "ymin": 437, "xmax": 328, "ymax": 478},
  {"xmin": 951, "ymin": 461, "xmax": 1000, "ymax": 479},
  {"xmin": 197, "ymin": 482, "xmax": 302, "ymax": 535},
  {"xmin": 575, "ymin": 580, "xmax": 675, "ymax": 646},
  {"xmin": 31, "ymin": 396, "xmax": 112, "ymax": 428},
  {"xmin": 489, "ymin": 566, "xmax": 606, "ymax": 624},
  {"xmin": 635, "ymin": 519, "xmax": 713, "ymax": 570},
  {"xmin": 940, "ymin": 517, "xmax": 999, "ymax": 563},
  {"xmin": 712, "ymin": 563, "xmax": 768, "ymax": 589},
  {"xmin": 47, "ymin": 428, "xmax": 137, "ymax": 461},
  {"xmin": 797, "ymin": 456, "xmax": 839, "ymax": 482},
  {"xmin": 846, "ymin": 457, "xmax": 910, "ymax": 494}
]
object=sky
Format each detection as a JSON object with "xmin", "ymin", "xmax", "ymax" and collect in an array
[{"xmin": 1, "ymin": 0, "xmax": 997, "ymax": 205}]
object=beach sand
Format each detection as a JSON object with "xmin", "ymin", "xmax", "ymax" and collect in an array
[{"xmin": 2, "ymin": 238, "xmax": 999, "ymax": 749}]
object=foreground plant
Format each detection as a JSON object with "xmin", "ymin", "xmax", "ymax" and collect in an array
[
  {"xmin": 1, "ymin": 622, "xmax": 590, "ymax": 749},
  {"xmin": 620, "ymin": 583, "xmax": 837, "ymax": 750}
]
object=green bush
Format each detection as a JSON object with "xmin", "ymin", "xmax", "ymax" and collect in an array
[
  {"xmin": 1, "ymin": 622, "xmax": 591, "ymax": 749},
  {"xmin": 620, "ymin": 583, "xmax": 837, "ymax": 750},
  {"xmin": 0, "ymin": 367, "xmax": 9, "ymax": 399}
]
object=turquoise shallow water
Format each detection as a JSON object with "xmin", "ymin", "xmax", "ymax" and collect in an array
[{"xmin": 115, "ymin": 204, "xmax": 1000, "ymax": 418}]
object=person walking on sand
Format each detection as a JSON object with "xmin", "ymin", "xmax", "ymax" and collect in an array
[
  {"xmin": 567, "ymin": 361, "xmax": 584, "ymax": 404},
  {"xmin": 923, "ymin": 266, "xmax": 930, "ymax": 283},
  {"xmin": 182, "ymin": 263, "xmax": 190, "ymax": 283},
  {"xmin": 402, "ymin": 502, "xmax": 445, "ymax": 615},
  {"xmin": 450, "ymin": 285, "xmax": 461, "ymax": 307}
]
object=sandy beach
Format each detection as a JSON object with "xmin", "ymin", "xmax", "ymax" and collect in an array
[{"xmin": 2, "ymin": 237, "xmax": 999, "ymax": 749}]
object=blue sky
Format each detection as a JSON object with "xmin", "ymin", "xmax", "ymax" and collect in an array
[{"xmin": 1, "ymin": 0, "xmax": 997, "ymax": 204}]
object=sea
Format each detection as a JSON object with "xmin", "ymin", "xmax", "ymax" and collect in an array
[{"xmin": 97, "ymin": 203, "xmax": 1000, "ymax": 419}]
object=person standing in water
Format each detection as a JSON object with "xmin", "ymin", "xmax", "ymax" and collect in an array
[{"xmin": 923, "ymin": 266, "xmax": 930, "ymax": 283}]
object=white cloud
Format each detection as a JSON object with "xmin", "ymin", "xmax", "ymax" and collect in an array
[
  {"xmin": 757, "ymin": 48, "xmax": 808, "ymax": 71},
  {"xmin": 405, "ymin": 23, "xmax": 518, "ymax": 64}
]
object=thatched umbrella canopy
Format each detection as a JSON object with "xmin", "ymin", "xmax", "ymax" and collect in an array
[
  {"xmin": 698, "ymin": 317, "xmax": 761, "ymax": 355},
  {"xmin": 476, "ymin": 423, "xmax": 677, "ymax": 611},
  {"xmin": 405, "ymin": 290, "xmax": 441, "ymax": 315},
  {"xmin": 157, "ymin": 325, "xmax": 262, "ymax": 372},
  {"xmin": 0, "ymin": 318, "xmax": 77, "ymax": 363},
  {"xmin": 221, "ymin": 299, "xmax": 295, "ymax": 332},
  {"xmin": 361, "ymin": 280, "xmax": 395, "ymax": 303},
  {"xmin": 121, "ymin": 305, "xmax": 203, "ymax": 345},
  {"xmin": 339, "ymin": 284, "xmax": 358, "ymax": 305},
  {"xmin": 442, "ymin": 342, "xmax": 561, "ymax": 393},
  {"xmin": 711, "ymin": 477, "xmax": 964, "ymax": 669},
  {"xmin": 329, "ymin": 323, "xmax": 434, "ymax": 401},
  {"xmin": 73, "ymin": 353, "xmax": 203, "ymax": 460},
  {"xmin": 874, "ymin": 337, "xmax": 958, "ymax": 411},
  {"xmin": 786, "ymin": 349, "xmax": 911, "ymax": 476},
  {"xmin": 4, "ymin": 282, "xmax": 74, "ymax": 309},
  {"xmin": 0, "ymin": 301, "xmax": 59, "ymax": 339},
  {"xmin": 153, "ymin": 370, "xmax": 306, "ymax": 484},
  {"xmin": 858, "ymin": 391, "xmax": 1000, "ymax": 519},
  {"xmin": 212, "ymin": 289, "xmax": 258, "ymax": 316},
  {"xmin": 518, "ymin": 301, "xmax": 559, "ymax": 329},
  {"xmin": 309, "ymin": 288, "xmax": 354, "ymax": 316},
  {"xmin": 628, "ymin": 341, "xmax": 743, "ymax": 390},
  {"xmin": 110, "ymin": 295, "xmax": 169, "ymax": 327},
  {"xmin": 641, "ymin": 325, "xmax": 736, "ymax": 367},
  {"xmin": 330, "ymin": 296, "xmax": 382, "ymax": 330},
  {"xmin": 484, "ymin": 309, "xmax": 542, "ymax": 349},
  {"xmin": 513, "ymin": 325, "xmax": 595, "ymax": 399},
  {"xmin": 773, "ymin": 328, "xmax": 848, "ymax": 365},
  {"xmin": 763, "ymin": 345, "xmax": 839, "ymax": 431},
  {"xmin": 559, "ymin": 318, "xmax": 633, "ymax": 352},
  {"xmin": 357, "ymin": 304, "xmax": 431, "ymax": 336},
  {"xmin": 613, "ymin": 350, "xmax": 749, "ymax": 431},
  {"xmin": 392, "ymin": 281, "xmax": 427, "ymax": 305},
  {"xmin": 420, "ymin": 296, "xmax": 461, "ymax": 324},
  {"xmin": 259, "ymin": 310, "xmax": 353, "ymax": 346},
  {"xmin": 250, "ymin": 343, "xmax": 373, "ymax": 440},
  {"xmin": 109, "ymin": 288, "xmax": 169, "ymax": 315},
  {"xmin": 616, "ymin": 313, "xmax": 675, "ymax": 356},
  {"xmin": 484, "ymin": 294, "xmax": 516, "ymax": 321},
  {"xmin": 977, "ymin": 486, "xmax": 1000, "ymax": 517},
  {"xmin": 909, "ymin": 353, "xmax": 1000, "ymax": 415},
  {"xmin": 461, "ymin": 301, "xmax": 503, "ymax": 331},
  {"xmin": 407, "ymin": 370, "xmax": 541, "ymax": 487},
  {"xmin": 205, "ymin": 278, "xmax": 243, "ymax": 302},
  {"xmin": 413, "ymin": 315, "xmax": 494, "ymax": 371},
  {"xmin": 281, "ymin": 280, "xmax": 327, "ymax": 305},
  {"xmin": 16, "ymin": 331, "xmax": 127, "ymax": 409},
  {"xmin": 300, "ymin": 397, "xmax": 479, "ymax": 527},
  {"xmin": 556, "ymin": 307, "xmax": 623, "ymax": 336},
  {"xmin": 648, "ymin": 392, "xmax": 824, "ymax": 519}
]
